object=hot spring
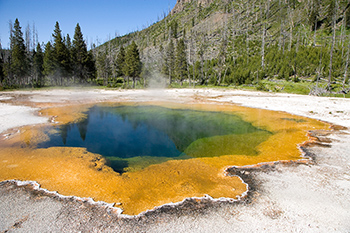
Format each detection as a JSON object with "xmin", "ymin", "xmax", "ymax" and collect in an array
[
  {"xmin": 0, "ymin": 102, "xmax": 330, "ymax": 215},
  {"xmin": 37, "ymin": 105, "xmax": 272, "ymax": 173}
]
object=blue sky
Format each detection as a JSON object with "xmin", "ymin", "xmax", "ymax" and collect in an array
[{"xmin": 0, "ymin": 0, "xmax": 176, "ymax": 49}]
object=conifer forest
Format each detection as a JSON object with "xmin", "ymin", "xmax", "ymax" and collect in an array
[{"xmin": 1, "ymin": 0, "xmax": 350, "ymax": 96}]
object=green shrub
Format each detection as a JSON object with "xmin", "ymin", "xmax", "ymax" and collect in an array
[
  {"xmin": 95, "ymin": 78, "xmax": 104, "ymax": 86},
  {"xmin": 256, "ymin": 82, "xmax": 269, "ymax": 91}
]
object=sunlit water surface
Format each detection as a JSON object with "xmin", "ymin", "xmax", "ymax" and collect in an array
[{"xmin": 37, "ymin": 105, "xmax": 271, "ymax": 173}]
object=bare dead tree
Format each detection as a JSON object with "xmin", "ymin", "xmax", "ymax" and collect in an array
[
  {"xmin": 261, "ymin": 1, "xmax": 270, "ymax": 70},
  {"xmin": 187, "ymin": 30, "xmax": 192, "ymax": 87},
  {"xmin": 261, "ymin": 16, "xmax": 265, "ymax": 69},
  {"xmin": 328, "ymin": 0, "xmax": 338, "ymax": 92},
  {"xmin": 7, "ymin": 20, "xmax": 13, "ymax": 86},
  {"xmin": 217, "ymin": 6, "xmax": 229, "ymax": 86},
  {"xmin": 309, "ymin": 44, "xmax": 327, "ymax": 96},
  {"xmin": 8, "ymin": 20, "xmax": 13, "ymax": 44},
  {"xmin": 25, "ymin": 23, "xmax": 31, "ymax": 53},
  {"xmin": 342, "ymin": 36, "xmax": 350, "ymax": 94},
  {"xmin": 278, "ymin": 0, "xmax": 284, "ymax": 51},
  {"xmin": 288, "ymin": 5, "xmax": 294, "ymax": 52},
  {"xmin": 32, "ymin": 22, "xmax": 37, "ymax": 52},
  {"xmin": 341, "ymin": 12, "xmax": 346, "ymax": 57},
  {"xmin": 197, "ymin": 32, "xmax": 208, "ymax": 85},
  {"xmin": 231, "ymin": 4, "xmax": 237, "ymax": 61},
  {"xmin": 317, "ymin": 44, "xmax": 324, "ymax": 89}
]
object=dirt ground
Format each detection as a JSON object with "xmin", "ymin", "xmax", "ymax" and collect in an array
[{"xmin": 0, "ymin": 88, "xmax": 349, "ymax": 232}]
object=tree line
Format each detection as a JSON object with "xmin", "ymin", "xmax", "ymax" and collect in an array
[
  {"xmin": 162, "ymin": 38, "xmax": 188, "ymax": 86},
  {"xmin": 94, "ymin": 0, "xmax": 350, "ymax": 93},
  {"xmin": 94, "ymin": 35, "xmax": 187, "ymax": 88},
  {"xmin": 2, "ymin": 0, "xmax": 350, "ymax": 93},
  {"xmin": 0, "ymin": 19, "xmax": 95, "ymax": 89},
  {"xmin": 173, "ymin": 0, "xmax": 350, "ymax": 91},
  {"xmin": 95, "ymin": 41, "xmax": 142, "ymax": 88}
]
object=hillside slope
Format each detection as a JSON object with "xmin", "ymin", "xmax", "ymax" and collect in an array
[{"xmin": 94, "ymin": 0, "xmax": 350, "ymax": 92}]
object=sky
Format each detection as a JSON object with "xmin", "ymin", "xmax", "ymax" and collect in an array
[{"xmin": 0, "ymin": 0, "xmax": 176, "ymax": 49}]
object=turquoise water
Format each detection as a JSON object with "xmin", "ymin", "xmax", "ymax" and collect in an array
[{"xmin": 38, "ymin": 105, "xmax": 270, "ymax": 173}]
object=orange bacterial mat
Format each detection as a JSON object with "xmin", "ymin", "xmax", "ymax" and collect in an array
[{"xmin": 0, "ymin": 102, "xmax": 330, "ymax": 215}]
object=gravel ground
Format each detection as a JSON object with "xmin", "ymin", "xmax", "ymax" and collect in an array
[{"xmin": 0, "ymin": 88, "xmax": 349, "ymax": 232}]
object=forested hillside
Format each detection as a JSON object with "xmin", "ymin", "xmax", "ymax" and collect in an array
[
  {"xmin": 1, "ymin": 0, "xmax": 350, "ymax": 96},
  {"xmin": 95, "ymin": 0, "xmax": 350, "ymax": 95}
]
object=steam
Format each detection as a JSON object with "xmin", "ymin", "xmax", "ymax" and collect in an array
[{"xmin": 145, "ymin": 70, "xmax": 168, "ymax": 89}]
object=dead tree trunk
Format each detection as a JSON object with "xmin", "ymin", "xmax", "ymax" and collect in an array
[
  {"xmin": 341, "ymin": 14, "xmax": 346, "ymax": 57},
  {"xmin": 343, "ymin": 36, "xmax": 350, "ymax": 92},
  {"xmin": 262, "ymin": 22, "xmax": 266, "ymax": 70},
  {"xmin": 328, "ymin": 0, "xmax": 338, "ymax": 92},
  {"xmin": 261, "ymin": 1, "xmax": 270, "ymax": 70},
  {"xmin": 217, "ymin": 7, "xmax": 228, "ymax": 86},
  {"xmin": 288, "ymin": 5, "xmax": 294, "ymax": 52},
  {"xmin": 188, "ymin": 31, "xmax": 192, "ymax": 87}
]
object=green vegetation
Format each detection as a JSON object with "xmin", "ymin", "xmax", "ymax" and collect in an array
[
  {"xmin": 1, "ymin": 0, "xmax": 350, "ymax": 97},
  {"xmin": 71, "ymin": 24, "xmax": 95, "ymax": 84},
  {"xmin": 123, "ymin": 41, "xmax": 142, "ymax": 88},
  {"xmin": 175, "ymin": 38, "xmax": 188, "ymax": 85},
  {"xmin": 95, "ymin": 41, "xmax": 142, "ymax": 88},
  {"xmin": 162, "ymin": 39, "xmax": 175, "ymax": 84},
  {"xmin": 93, "ymin": 0, "xmax": 350, "ymax": 96},
  {"xmin": 1, "ymin": 19, "xmax": 95, "ymax": 88}
]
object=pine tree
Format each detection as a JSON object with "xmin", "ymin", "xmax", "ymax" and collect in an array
[
  {"xmin": 123, "ymin": 41, "xmax": 142, "ymax": 88},
  {"xmin": 65, "ymin": 34, "xmax": 73, "ymax": 79},
  {"xmin": 72, "ymin": 23, "xmax": 89, "ymax": 83},
  {"xmin": 308, "ymin": 0, "xmax": 320, "ymax": 30},
  {"xmin": 0, "ymin": 41, "xmax": 4, "ymax": 85},
  {"xmin": 33, "ymin": 43, "xmax": 44, "ymax": 87},
  {"xmin": 175, "ymin": 38, "xmax": 187, "ymax": 85},
  {"xmin": 65, "ymin": 34, "xmax": 72, "ymax": 51},
  {"xmin": 326, "ymin": 0, "xmax": 336, "ymax": 27},
  {"xmin": 168, "ymin": 19, "xmax": 178, "ymax": 39},
  {"xmin": 43, "ymin": 41, "xmax": 55, "ymax": 80},
  {"xmin": 86, "ymin": 50, "xmax": 96, "ymax": 81},
  {"xmin": 96, "ymin": 50, "xmax": 111, "ymax": 85},
  {"xmin": 115, "ymin": 45, "xmax": 125, "ymax": 77},
  {"xmin": 10, "ymin": 18, "xmax": 28, "ymax": 86},
  {"xmin": 52, "ymin": 21, "xmax": 69, "ymax": 85},
  {"xmin": 163, "ymin": 39, "xmax": 175, "ymax": 85}
]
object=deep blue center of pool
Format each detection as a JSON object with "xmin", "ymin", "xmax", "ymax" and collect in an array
[{"xmin": 38, "ymin": 105, "xmax": 266, "ymax": 173}]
